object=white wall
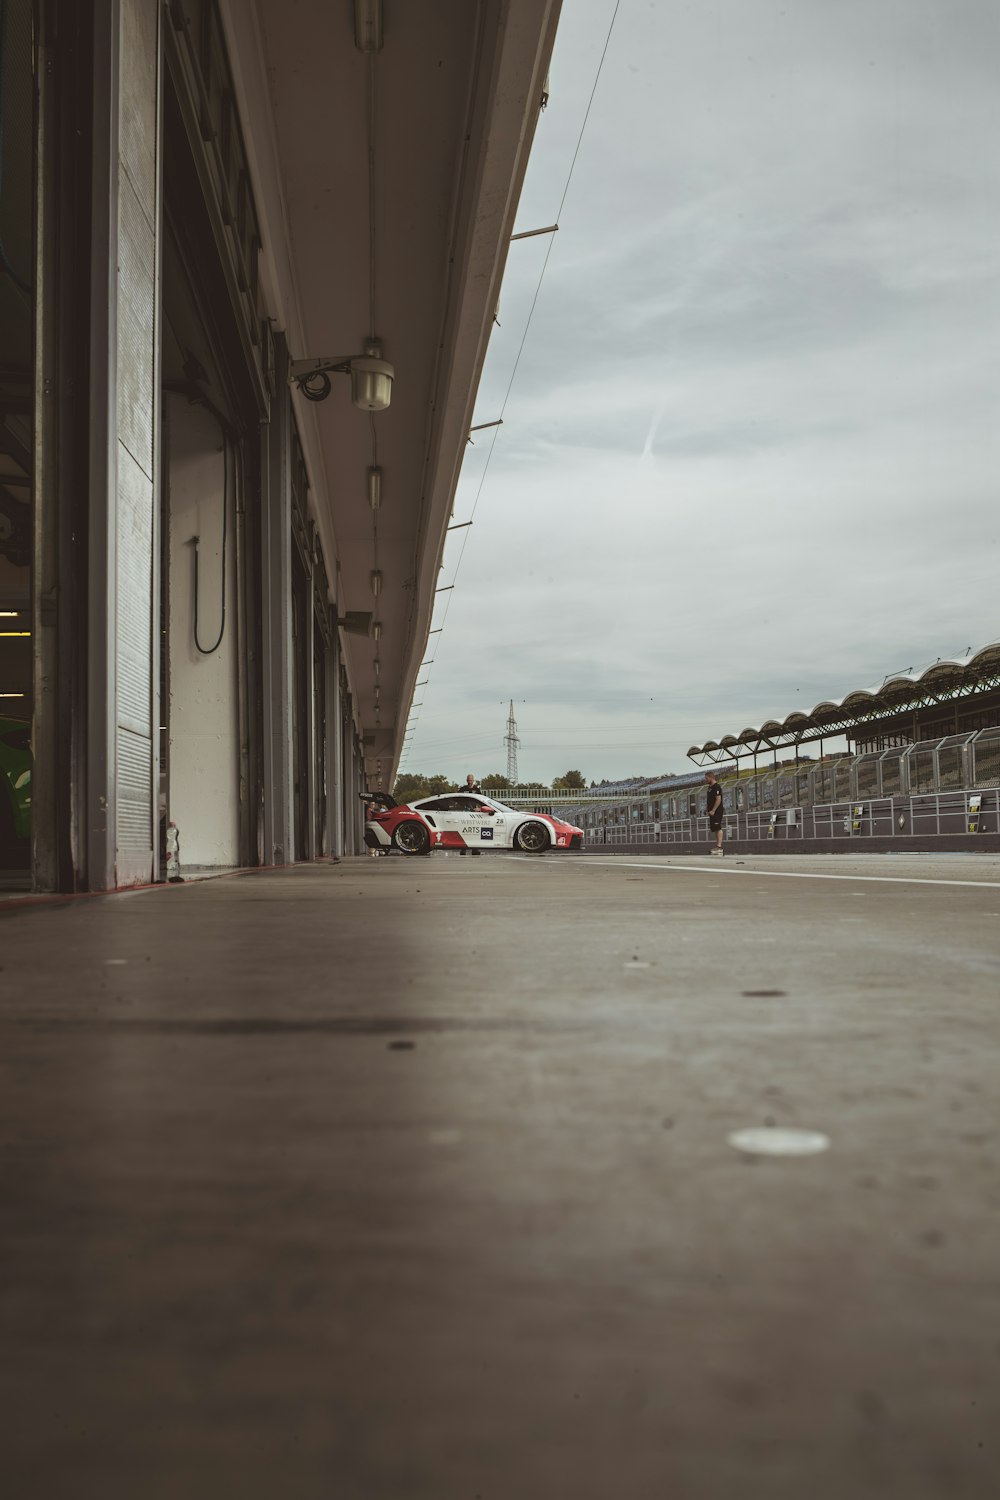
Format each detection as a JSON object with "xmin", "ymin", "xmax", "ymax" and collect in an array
[{"xmin": 166, "ymin": 397, "xmax": 240, "ymax": 868}]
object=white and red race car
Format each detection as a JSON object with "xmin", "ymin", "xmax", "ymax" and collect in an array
[{"xmin": 363, "ymin": 790, "xmax": 583, "ymax": 856}]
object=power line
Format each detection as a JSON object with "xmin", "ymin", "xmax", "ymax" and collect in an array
[
  {"xmin": 410, "ymin": 2, "xmax": 622, "ymax": 746},
  {"xmin": 446, "ymin": 1, "xmax": 621, "ymax": 574}
]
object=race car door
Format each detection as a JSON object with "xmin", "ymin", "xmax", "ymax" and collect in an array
[
  {"xmin": 435, "ymin": 795, "xmax": 505, "ymax": 849},
  {"xmin": 465, "ymin": 796, "xmax": 512, "ymax": 847}
]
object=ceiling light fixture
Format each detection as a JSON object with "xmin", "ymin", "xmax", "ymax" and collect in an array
[
  {"xmin": 372, "ymin": 620, "xmax": 382, "ymax": 640},
  {"xmin": 370, "ymin": 569, "xmax": 382, "ymax": 597}
]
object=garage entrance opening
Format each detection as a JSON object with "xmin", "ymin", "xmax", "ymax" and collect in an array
[{"xmin": 0, "ymin": 0, "xmax": 34, "ymax": 884}]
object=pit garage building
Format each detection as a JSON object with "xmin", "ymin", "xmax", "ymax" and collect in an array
[{"xmin": 0, "ymin": 0, "xmax": 560, "ymax": 889}]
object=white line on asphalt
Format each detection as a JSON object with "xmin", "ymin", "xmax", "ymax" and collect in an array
[
  {"xmin": 572, "ymin": 859, "xmax": 1000, "ymax": 891},
  {"xmin": 728, "ymin": 1127, "xmax": 830, "ymax": 1156}
]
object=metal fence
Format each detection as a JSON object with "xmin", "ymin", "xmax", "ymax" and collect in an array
[
  {"xmin": 563, "ymin": 727, "xmax": 1000, "ymax": 845},
  {"xmin": 576, "ymin": 788, "xmax": 1000, "ymax": 847}
]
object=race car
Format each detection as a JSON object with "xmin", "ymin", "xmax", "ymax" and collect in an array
[{"xmin": 362, "ymin": 790, "xmax": 584, "ymax": 856}]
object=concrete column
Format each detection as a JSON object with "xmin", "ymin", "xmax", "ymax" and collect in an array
[
  {"xmin": 302, "ymin": 565, "xmax": 316, "ymax": 860},
  {"xmin": 349, "ymin": 726, "xmax": 363, "ymax": 852},
  {"xmin": 165, "ymin": 397, "xmax": 240, "ymax": 869},
  {"xmin": 310, "ymin": 598, "xmax": 333, "ymax": 857},
  {"xmin": 86, "ymin": 0, "xmax": 162, "ymax": 890},
  {"xmin": 329, "ymin": 648, "xmax": 344, "ymax": 857},
  {"xmin": 326, "ymin": 626, "xmax": 342, "ymax": 857},
  {"xmin": 260, "ymin": 342, "xmax": 293, "ymax": 865},
  {"xmin": 341, "ymin": 698, "xmax": 354, "ymax": 855}
]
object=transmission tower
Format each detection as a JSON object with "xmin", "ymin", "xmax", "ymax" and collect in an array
[{"xmin": 504, "ymin": 700, "xmax": 520, "ymax": 784}]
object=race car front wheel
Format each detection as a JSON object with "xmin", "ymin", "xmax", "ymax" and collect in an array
[
  {"xmin": 514, "ymin": 821, "xmax": 550, "ymax": 854},
  {"xmin": 393, "ymin": 820, "xmax": 431, "ymax": 856}
]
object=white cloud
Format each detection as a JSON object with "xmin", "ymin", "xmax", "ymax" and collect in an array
[{"xmin": 401, "ymin": 0, "xmax": 1000, "ymax": 785}]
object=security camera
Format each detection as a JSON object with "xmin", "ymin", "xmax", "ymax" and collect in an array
[{"xmin": 288, "ymin": 338, "xmax": 394, "ymax": 411}]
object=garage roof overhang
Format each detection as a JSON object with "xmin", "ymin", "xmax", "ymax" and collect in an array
[{"xmin": 221, "ymin": 0, "xmax": 561, "ymax": 784}]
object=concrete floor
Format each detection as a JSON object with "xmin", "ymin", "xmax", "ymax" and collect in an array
[{"xmin": 2, "ymin": 849, "xmax": 999, "ymax": 1498}]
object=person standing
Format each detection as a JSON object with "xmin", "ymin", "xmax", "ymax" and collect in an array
[
  {"xmin": 365, "ymin": 802, "xmax": 382, "ymax": 857},
  {"xmin": 460, "ymin": 773, "xmax": 483, "ymax": 854},
  {"xmin": 705, "ymin": 771, "xmax": 725, "ymax": 856}
]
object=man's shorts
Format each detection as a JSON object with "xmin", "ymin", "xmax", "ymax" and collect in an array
[{"xmin": 709, "ymin": 814, "xmax": 724, "ymax": 831}]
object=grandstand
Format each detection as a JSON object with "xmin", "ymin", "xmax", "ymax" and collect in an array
[
  {"xmin": 688, "ymin": 642, "xmax": 1000, "ymax": 764},
  {"xmin": 559, "ymin": 643, "xmax": 1000, "ymax": 853}
]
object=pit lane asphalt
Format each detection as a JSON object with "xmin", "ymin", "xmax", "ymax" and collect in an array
[{"xmin": 2, "ymin": 850, "xmax": 998, "ymax": 1499}]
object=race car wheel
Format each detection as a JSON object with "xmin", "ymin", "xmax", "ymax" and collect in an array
[
  {"xmin": 393, "ymin": 820, "xmax": 431, "ymax": 856},
  {"xmin": 514, "ymin": 820, "xmax": 550, "ymax": 854}
]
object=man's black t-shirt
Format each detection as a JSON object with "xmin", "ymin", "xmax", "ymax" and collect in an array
[{"xmin": 705, "ymin": 781, "xmax": 723, "ymax": 818}]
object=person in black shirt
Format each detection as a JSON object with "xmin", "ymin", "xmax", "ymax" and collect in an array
[
  {"xmin": 460, "ymin": 773, "xmax": 484, "ymax": 854},
  {"xmin": 705, "ymin": 771, "xmax": 724, "ymax": 856}
]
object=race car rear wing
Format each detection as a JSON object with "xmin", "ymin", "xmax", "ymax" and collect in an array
[{"xmin": 360, "ymin": 790, "xmax": 398, "ymax": 810}]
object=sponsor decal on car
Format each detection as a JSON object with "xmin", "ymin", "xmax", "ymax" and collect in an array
[{"xmin": 480, "ymin": 827, "xmax": 494, "ymax": 840}]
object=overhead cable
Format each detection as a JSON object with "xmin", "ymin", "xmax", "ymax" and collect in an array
[{"xmin": 410, "ymin": 2, "xmax": 622, "ymax": 762}]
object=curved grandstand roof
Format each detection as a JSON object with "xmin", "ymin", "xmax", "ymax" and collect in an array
[{"xmin": 688, "ymin": 641, "xmax": 1000, "ymax": 762}]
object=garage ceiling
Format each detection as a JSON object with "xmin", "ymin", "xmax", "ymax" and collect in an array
[{"xmin": 221, "ymin": 0, "xmax": 561, "ymax": 782}]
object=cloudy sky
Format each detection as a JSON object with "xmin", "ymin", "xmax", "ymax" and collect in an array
[{"xmin": 400, "ymin": 0, "xmax": 1000, "ymax": 786}]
